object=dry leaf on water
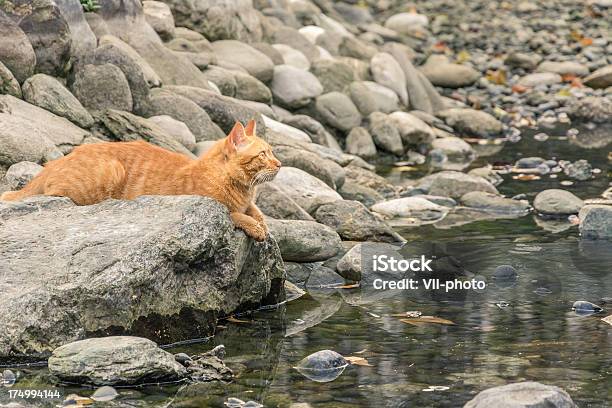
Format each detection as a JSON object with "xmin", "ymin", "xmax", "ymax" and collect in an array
[
  {"xmin": 226, "ymin": 316, "xmax": 251, "ymax": 324},
  {"xmin": 344, "ymin": 356, "xmax": 373, "ymax": 366},
  {"xmin": 513, "ymin": 174, "xmax": 541, "ymax": 181},
  {"xmin": 400, "ymin": 316, "xmax": 455, "ymax": 326},
  {"xmin": 602, "ymin": 315, "xmax": 612, "ymax": 326}
]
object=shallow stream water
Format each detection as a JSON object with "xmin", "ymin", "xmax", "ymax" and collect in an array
[{"xmin": 1, "ymin": 125, "xmax": 611, "ymax": 407}]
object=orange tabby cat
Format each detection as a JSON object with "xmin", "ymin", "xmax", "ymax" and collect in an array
[{"xmin": 0, "ymin": 120, "xmax": 281, "ymax": 241}]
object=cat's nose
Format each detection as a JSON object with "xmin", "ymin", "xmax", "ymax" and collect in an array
[{"xmin": 274, "ymin": 159, "xmax": 281, "ymax": 169}]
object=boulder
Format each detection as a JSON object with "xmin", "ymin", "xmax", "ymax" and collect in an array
[
  {"xmin": 314, "ymin": 91, "xmax": 361, "ymax": 131},
  {"xmin": 368, "ymin": 112, "xmax": 404, "ymax": 155},
  {"xmin": 418, "ymin": 171, "xmax": 498, "ymax": 199},
  {"xmin": 349, "ymin": 81, "xmax": 400, "ymax": 115},
  {"xmin": 388, "ymin": 111, "xmax": 435, "ymax": 146},
  {"xmin": 272, "ymin": 145, "xmax": 344, "ymax": 189},
  {"xmin": 270, "ymin": 65, "xmax": 323, "ymax": 109},
  {"xmin": 584, "ymin": 65, "xmax": 612, "ymax": 89},
  {"xmin": 48, "ymin": 336, "xmax": 187, "ymax": 385},
  {"xmin": 264, "ymin": 116, "xmax": 312, "ymax": 143},
  {"xmin": 370, "ymin": 52, "xmax": 408, "ymax": 106},
  {"xmin": 233, "ymin": 72, "xmax": 273, "ymax": 104},
  {"xmin": 256, "ymin": 183, "xmax": 313, "ymax": 221},
  {"xmin": 96, "ymin": 110, "xmax": 196, "ymax": 157},
  {"xmin": 251, "ymin": 42, "xmax": 284, "ymax": 65},
  {"xmin": 339, "ymin": 181, "xmax": 384, "ymax": 207},
  {"xmin": 84, "ymin": 11, "xmax": 111, "ymax": 39},
  {"xmin": 464, "ymin": 382, "xmax": 576, "ymax": 408},
  {"xmin": 22, "ymin": 74, "xmax": 94, "ymax": 128},
  {"xmin": 310, "ymin": 59, "xmax": 355, "ymax": 93},
  {"xmin": 54, "ymin": 0, "xmax": 97, "ymax": 65},
  {"xmin": 420, "ymin": 56, "xmax": 480, "ymax": 88},
  {"xmin": 271, "ymin": 167, "xmax": 342, "ymax": 214},
  {"xmin": 4, "ymin": 161, "xmax": 44, "ymax": 190},
  {"xmin": 336, "ymin": 243, "xmax": 364, "ymax": 281},
  {"xmin": 0, "ymin": 195, "xmax": 284, "ymax": 355},
  {"xmin": 273, "ymin": 44, "xmax": 310, "ymax": 70},
  {"xmin": 0, "ymin": 61, "xmax": 22, "ymax": 98},
  {"xmin": 518, "ymin": 72, "xmax": 562, "ymax": 87},
  {"xmin": 143, "ymin": 1, "xmax": 175, "ymax": 41},
  {"xmin": 371, "ymin": 197, "xmax": 449, "ymax": 220},
  {"xmin": 0, "ymin": 0, "xmax": 71, "ymax": 77},
  {"xmin": 437, "ymin": 108, "xmax": 504, "ymax": 138},
  {"xmin": 345, "ymin": 165, "xmax": 397, "ymax": 199},
  {"xmin": 140, "ymin": 88, "xmax": 225, "ymax": 142},
  {"xmin": 461, "ymin": 191, "xmax": 530, "ymax": 214},
  {"xmin": 430, "ymin": 137, "xmax": 475, "ymax": 170},
  {"xmin": 162, "ymin": 0, "xmax": 263, "ymax": 42},
  {"xmin": 202, "ymin": 65, "xmax": 237, "ymax": 96},
  {"xmin": 147, "ymin": 115, "xmax": 197, "ymax": 151},
  {"xmin": 271, "ymin": 26, "xmax": 319, "ymax": 62},
  {"xmin": 345, "ymin": 127, "xmax": 377, "ymax": 158},
  {"xmin": 267, "ymin": 219, "xmax": 342, "ymax": 262},
  {"xmin": 314, "ymin": 200, "xmax": 403, "ymax": 243},
  {"xmin": 338, "ymin": 36, "xmax": 377, "ymax": 60},
  {"xmin": 0, "ymin": 94, "xmax": 90, "ymax": 165},
  {"xmin": 534, "ymin": 189, "xmax": 584, "ymax": 216},
  {"xmin": 568, "ymin": 96, "xmax": 612, "ymax": 124},
  {"xmin": 0, "ymin": 11, "xmax": 36, "ymax": 83},
  {"xmin": 71, "ymin": 64, "xmax": 133, "ymax": 113},
  {"xmin": 579, "ymin": 205, "xmax": 612, "ymax": 240},
  {"xmin": 211, "ymin": 41, "xmax": 275, "ymax": 82},
  {"xmin": 536, "ymin": 61, "xmax": 589, "ymax": 77}
]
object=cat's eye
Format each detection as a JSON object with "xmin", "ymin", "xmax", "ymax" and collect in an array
[{"xmin": 258, "ymin": 151, "xmax": 266, "ymax": 158}]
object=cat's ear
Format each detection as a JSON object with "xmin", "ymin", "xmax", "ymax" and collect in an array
[
  {"xmin": 226, "ymin": 121, "xmax": 248, "ymax": 154},
  {"xmin": 245, "ymin": 119, "xmax": 256, "ymax": 137}
]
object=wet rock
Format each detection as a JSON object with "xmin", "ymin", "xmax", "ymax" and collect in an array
[
  {"xmin": 140, "ymin": 88, "xmax": 225, "ymax": 142},
  {"xmin": 534, "ymin": 189, "xmax": 584, "ymax": 216},
  {"xmin": 143, "ymin": 1, "xmax": 175, "ymax": 41},
  {"xmin": 0, "ymin": 195, "xmax": 284, "ymax": 355},
  {"xmin": 345, "ymin": 127, "xmax": 377, "ymax": 158},
  {"xmin": 271, "ymin": 167, "xmax": 342, "ymax": 214},
  {"xmin": 267, "ymin": 219, "xmax": 341, "ymax": 262},
  {"xmin": 162, "ymin": 0, "xmax": 263, "ymax": 43},
  {"xmin": 567, "ymin": 96, "xmax": 612, "ymax": 124},
  {"xmin": 516, "ymin": 157, "xmax": 546, "ymax": 169},
  {"xmin": 271, "ymin": 65, "xmax": 323, "ymax": 109},
  {"xmin": 371, "ymin": 196, "xmax": 449, "ymax": 220},
  {"xmin": 314, "ymin": 91, "xmax": 361, "ymax": 131},
  {"xmin": 437, "ymin": 108, "xmax": 503, "ymax": 138},
  {"xmin": 420, "ymin": 55, "xmax": 480, "ymax": 88},
  {"xmin": 0, "ymin": 61, "xmax": 22, "ymax": 98},
  {"xmin": 336, "ymin": 243, "xmax": 363, "ymax": 281},
  {"xmin": 388, "ymin": 111, "xmax": 435, "ymax": 146},
  {"xmin": 338, "ymin": 181, "xmax": 384, "ymax": 207},
  {"xmin": 468, "ymin": 166, "xmax": 504, "ymax": 186},
  {"xmin": 211, "ymin": 41, "xmax": 274, "ymax": 82},
  {"xmin": 517, "ymin": 72, "xmax": 562, "ymax": 87},
  {"xmin": 579, "ymin": 205, "xmax": 612, "ymax": 240},
  {"xmin": 294, "ymin": 350, "xmax": 348, "ymax": 383},
  {"xmin": 185, "ymin": 351, "xmax": 233, "ymax": 382},
  {"xmin": 48, "ymin": 336, "xmax": 187, "ymax": 385},
  {"xmin": 461, "ymin": 192, "xmax": 530, "ymax": 214},
  {"xmin": 353, "ymin": 81, "xmax": 401, "ymax": 116},
  {"xmin": 368, "ymin": 112, "xmax": 404, "ymax": 155},
  {"xmin": 0, "ymin": 11, "xmax": 36, "ymax": 83},
  {"xmin": 0, "ymin": 94, "xmax": 88, "ymax": 165},
  {"xmin": 430, "ymin": 137, "xmax": 475, "ymax": 169},
  {"xmin": 345, "ymin": 165, "xmax": 398, "ymax": 199},
  {"xmin": 583, "ymin": 65, "xmax": 612, "ymax": 89},
  {"xmin": 310, "ymin": 59, "xmax": 355, "ymax": 93},
  {"xmin": 314, "ymin": 200, "xmax": 403, "ymax": 243},
  {"xmin": 572, "ymin": 300, "xmax": 603, "ymax": 315},
  {"xmin": 564, "ymin": 160, "xmax": 592, "ymax": 181},
  {"xmin": 417, "ymin": 171, "xmax": 498, "ymax": 199},
  {"xmin": 71, "ymin": 64, "xmax": 133, "ymax": 113},
  {"xmin": 256, "ymin": 183, "xmax": 313, "ymax": 221},
  {"xmin": 493, "ymin": 265, "xmax": 517, "ymax": 280},
  {"xmin": 463, "ymin": 381, "xmax": 576, "ymax": 408},
  {"xmin": 22, "ymin": 74, "xmax": 94, "ymax": 128},
  {"xmin": 147, "ymin": 115, "xmax": 197, "ymax": 151},
  {"xmin": 536, "ymin": 61, "xmax": 589, "ymax": 77},
  {"xmin": 4, "ymin": 162, "xmax": 43, "ymax": 190},
  {"xmin": 370, "ymin": 52, "xmax": 408, "ymax": 105}
]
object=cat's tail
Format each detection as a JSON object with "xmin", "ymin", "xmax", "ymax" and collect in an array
[{"xmin": 0, "ymin": 171, "xmax": 48, "ymax": 202}]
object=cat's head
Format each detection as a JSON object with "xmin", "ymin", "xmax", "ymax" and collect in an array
[{"xmin": 224, "ymin": 120, "xmax": 282, "ymax": 186}]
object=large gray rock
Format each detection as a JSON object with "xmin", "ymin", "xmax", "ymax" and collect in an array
[
  {"xmin": 339, "ymin": 36, "xmax": 377, "ymax": 60},
  {"xmin": 256, "ymin": 183, "xmax": 313, "ymax": 221},
  {"xmin": 371, "ymin": 196, "xmax": 449, "ymax": 220},
  {"xmin": 345, "ymin": 127, "xmax": 376, "ymax": 158},
  {"xmin": 163, "ymin": 0, "xmax": 263, "ymax": 43},
  {"xmin": 314, "ymin": 91, "xmax": 361, "ymax": 131},
  {"xmin": 4, "ymin": 161, "xmax": 44, "ymax": 190},
  {"xmin": 461, "ymin": 191, "xmax": 530, "ymax": 214},
  {"xmin": 368, "ymin": 112, "xmax": 403, "ymax": 155},
  {"xmin": 270, "ymin": 65, "xmax": 323, "ymax": 109},
  {"xmin": 233, "ymin": 71, "xmax": 272, "ymax": 104},
  {"xmin": 584, "ymin": 65, "xmax": 612, "ymax": 89},
  {"xmin": 147, "ymin": 115, "xmax": 197, "ymax": 151},
  {"xmin": 143, "ymin": 1, "xmax": 175, "ymax": 41},
  {"xmin": 370, "ymin": 52, "xmax": 408, "ymax": 106},
  {"xmin": 272, "ymin": 144, "xmax": 344, "ymax": 189},
  {"xmin": 534, "ymin": 189, "xmax": 584, "ymax": 216},
  {"xmin": 310, "ymin": 59, "xmax": 355, "ymax": 93},
  {"xmin": 0, "ymin": 61, "xmax": 22, "ymax": 98},
  {"xmin": 314, "ymin": 200, "xmax": 403, "ymax": 243},
  {"xmin": 96, "ymin": 110, "xmax": 196, "ymax": 157},
  {"xmin": 0, "ymin": 0, "xmax": 71, "ymax": 77},
  {"xmin": 71, "ymin": 64, "xmax": 133, "ymax": 113},
  {"xmin": 536, "ymin": 61, "xmax": 589, "ymax": 77},
  {"xmin": 420, "ymin": 55, "xmax": 480, "ymax": 88},
  {"xmin": 349, "ymin": 81, "xmax": 400, "ymax": 115},
  {"xmin": 267, "ymin": 218, "xmax": 342, "ymax": 262},
  {"xmin": 464, "ymin": 382, "xmax": 576, "ymax": 408},
  {"xmin": 418, "ymin": 171, "xmax": 498, "ymax": 199},
  {"xmin": 579, "ymin": 205, "xmax": 612, "ymax": 240},
  {"xmin": 201, "ymin": 65, "xmax": 237, "ymax": 96},
  {"xmin": 518, "ymin": 72, "xmax": 562, "ymax": 87},
  {"xmin": 211, "ymin": 40, "xmax": 274, "ymax": 82},
  {"xmin": 339, "ymin": 181, "xmax": 384, "ymax": 207},
  {"xmin": 430, "ymin": 136, "xmax": 475, "ymax": 170},
  {"xmin": 140, "ymin": 88, "xmax": 225, "ymax": 142},
  {"xmin": 22, "ymin": 74, "xmax": 94, "ymax": 128},
  {"xmin": 568, "ymin": 96, "xmax": 612, "ymax": 124},
  {"xmin": 54, "ymin": 0, "xmax": 97, "ymax": 65},
  {"xmin": 48, "ymin": 336, "xmax": 187, "ymax": 385},
  {"xmin": 388, "ymin": 111, "xmax": 435, "ymax": 146},
  {"xmin": 0, "ymin": 94, "xmax": 90, "ymax": 165},
  {"xmin": 271, "ymin": 167, "xmax": 342, "ymax": 214},
  {"xmin": 273, "ymin": 44, "xmax": 310, "ymax": 70},
  {"xmin": 0, "ymin": 11, "xmax": 36, "ymax": 83},
  {"xmin": 345, "ymin": 165, "xmax": 398, "ymax": 199},
  {"xmin": 384, "ymin": 12, "xmax": 428, "ymax": 33},
  {"xmin": 271, "ymin": 26, "xmax": 319, "ymax": 62},
  {"xmin": 0, "ymin": 195, "xmax": 284, "ymax": 355},
  {"xmin": 437, "ymin": 108, "xmax": 504, "ymax": 138}
]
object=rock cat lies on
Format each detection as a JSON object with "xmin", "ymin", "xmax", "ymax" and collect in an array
[{"xmin": 0, "ymin": 120, "xmax": 281, "ymax": 241}]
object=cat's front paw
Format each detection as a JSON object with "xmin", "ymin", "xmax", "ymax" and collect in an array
[{"xmin": 245, "ymin": 224, "xmax": 267, "ymax": 242}]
